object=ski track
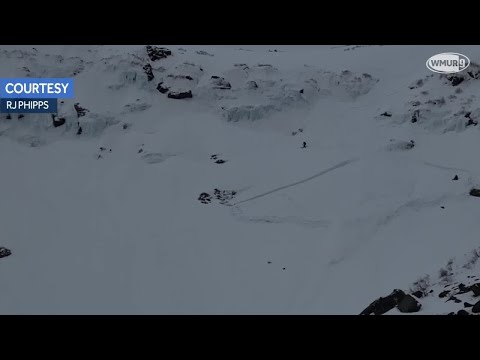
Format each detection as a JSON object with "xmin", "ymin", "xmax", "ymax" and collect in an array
[
  {"xmin": 233, "ymin": 158, "xmax": 359, "ymax": 206},
  {"xmin": 230, "ymin": 206, "xmax": 331, "ymax": 229}
]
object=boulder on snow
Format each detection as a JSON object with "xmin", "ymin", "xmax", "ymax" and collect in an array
[
  {"xmin": 447, "ymin": 75, "xmax": 464, "ymax": 87},
  {"xmin": 51, "ymin": 114, "xmax": 66, "ymax": 128},
  {"xmin": 360, "ymin": 289, "xmax": 406, "ymax": 315},
  {"xmin": 471, "ymin": 283, "xmax": 480, "ymax": 296},
  {"xmin": 472, "ymin": 300, "xmax": 480, "ymax": 313},
  {"xmin": 411, "ymin": 290, "xmax": 424, "ymax": 299},
  {"xmin": 457, "ymin": 309, "xmax": 470, "ymax": 315},
  {"xmin": 439, "ymin": 290, "xmax": 450, "ymax": 298},
  {"xmin": 452, "ymin": 175, "xmax": 459, "ymax": 181},
  {"xmin": 146, "ymin": 46, "xmax": 172, "ymax": 61},
  {"xmin": 411, "ymin": 109, "xmax": 420, "ymax": 123},
  {"xmin": 168, "ymin": 90, "xmax": 193, "ymax": 100},
  {"xmin": 397, "ymin": 294, "xmax": 422, "ymax": 313},
  {"xmin": 156, "ymin": 82, "xmax": 169, "ymax": 94},
  {"xmin": 380, "ymin": 111, "xmax": 392, "ymax": 117},
  {"xmin": 469, "ymin": 188, "xmax": 480, "ymax": 197},
  {"xmin": 0, "ymin": 247, "xmax": 12, "ymax": 259},
  {"xmin": 210, "ymin": 76, "xmax": 231, "ymax": 90},
  {"xmin": 143, "ymin": 64, "xmax": 154, "ymax": 81},
  {"xmin": 74, "ymin": 103, "xmax": 89, "ymax": 118},
  {"xmin": 246, "ymin": 80, "xmax": 258, "ymax": 90},
  {"xmin": 198, "ymin": 192, "xmax": 212, "ymax": 204}
]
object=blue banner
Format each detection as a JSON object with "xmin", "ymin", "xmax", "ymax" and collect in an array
[
  {"xmin": 0, "ymin": 78, "xmax": 74, "ymax": 98},
  {"xmin": 0, "ymin": 98, "xmax": 58, "ymax": 113}
]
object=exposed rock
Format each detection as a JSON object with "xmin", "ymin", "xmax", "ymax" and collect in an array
[
  {"xmin": 457, "ymin": 309, "xmax": 469, "ymax": 315},
  {"xmin": 360, "ymin": 289, "xmax": 406, "ymax": 315},
  {"xmin": 471, "ymin": 283, "xmax": 480, "ymax": 296},
  {"xmin": 464, "ymin": 302, "xmax": 474, "ymax": 308},
  {"xmin": 74, "ymin": 103, "xmax": 88, "ymax": 118},
  {"xmin": 77, "ymin": 126, "xmax": 83, "ymax": 135},
  {"xmin": 51, "ymin": 114, "xmax": 65, "ymax": 128},
  {"xmin": 156, "ymin": 82, "xmax": 169, "ymax": 94},
  {"xmin": 472, "ymin": 300, "xmax": 480, "ymax": 313},
  {"xmin": 412, "ymin": 290, "xmax": 424, "ymax": 299},
  {"xmin": 397, "ymin": 294, "xmax": 422, "ymax": 313},
  {"xmin": 439, "ymin": 290, "xmax": 450, "ymax": 298},
  {"xmin": 380, "ymin": 111, "xmax": 392, "ymax": 117},
  {"xmin": 213, "ymin": 188, "xmax": 237, "ymax": 204},
  {"xmin": 215, "ymin": 160, "xmax": 227, "ymax": 164},
  {"xmin": 447, "ymin": 296, "xmax": 462, "ymax": 304},
  {"xmin": 457, "ymin": 283, "xmax": 471, "ymax": 294},
  {"xmin": 211, "ymin": 76, "xmax": 232, "ymax": 90},
  {"xmin": 0, "ymin": 247, "xmax": 12, "ymax": 259},
  {"xmin": 411, "ymin": 109, "xmax": 419, "ymax": 123},
  {"xmin": 143, "ymin": 64, "xmax": 154, "ymax": 81},
  {"xmin": 452, "ymin": 175, "xmax": 459, "ymax": 181},
  {"xmin": 246, "ymin": 80, "xmax": 258, "ymax": 89},
  {"xmin": 469, "ymin": 188, "xmax": 480, "ymax": 197},
  {"xmin": 447, "ymin": 75, "xmax": 464, "ymax": 87},
  {"xmin": 198, "ymin": 192, "xmax": 212, "ymax": 204},
  {"xmin": 146, "ymin": 46, "xmax": 172, "ymax": 61},
  {"xmin": 467, "ymin": 118, "xmax": 478, "ymax": 127},
  {"xmin": 168, "ymin": 90, "xmax": 193, "ymax": 100}
]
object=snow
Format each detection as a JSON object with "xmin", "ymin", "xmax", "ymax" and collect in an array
[{"xmin": 0, "ymin": 45, "xmax": 480, "ymax": 314}]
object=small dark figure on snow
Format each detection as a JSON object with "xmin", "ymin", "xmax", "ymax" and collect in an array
[
  {"xmin": 302, "ymin": 141, "xmax": 307, "ymax": 149},
  {"xmin": 77, "ymin": 126, "xmax": 83, "ymax": 135}
]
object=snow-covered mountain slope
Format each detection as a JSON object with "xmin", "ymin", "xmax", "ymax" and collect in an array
[{"xmin": 1, "ymin": 45, "xmax": 480, "ymax": 314}]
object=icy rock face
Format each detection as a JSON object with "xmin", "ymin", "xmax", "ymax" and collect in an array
[
  {"xmin": 380, "ymin": 63, "xmax": 480, "ymax": 134},
  {"xmin": 363, "ymin": 248, "xmax": 480, "ymax": 315}
]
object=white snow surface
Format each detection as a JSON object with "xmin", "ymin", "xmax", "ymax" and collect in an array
[{"xmin": 1, "ymin": 45, "xmax": 480, "ymax": 314}]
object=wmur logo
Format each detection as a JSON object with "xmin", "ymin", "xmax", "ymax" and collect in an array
[{"xmin": 426, "ymin": 53, "xmax": 470, "ymax": 74}]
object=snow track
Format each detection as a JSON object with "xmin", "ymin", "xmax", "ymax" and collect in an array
[{"xmin": 233, "ymin": 158, "xmax": 359, "ymax": 206}]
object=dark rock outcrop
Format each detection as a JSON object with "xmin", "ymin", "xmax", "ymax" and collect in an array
[
  {"xmin": 360, "ymin": 289, "xmax": 406, "ymax": 315},
  {"xmin": 469, "ymin": 188, "xmax": 480, "ymax": 197},
  {"xmin": 412, "ymin": 290, "xmax": 424, "ymax": 299},
  {"xmin": 472, "ymin": 300, "xmax": 480, "ymax": 313},
  {"xmin": 452, "ymin": 175, "xmax": 459, "ymax": 181},
  {"xmin": 411, "ymin": 110, "xmax": 419, "ymax": 123},
  {"xmin": 457, "ymin": 309, "xmax": 469, "ymax": 315},
  {"xmin": 51, "ymin": 114, "xmax": 66, "ymax": 128},
  {"xmin": 439, "ymin": 290, "xmax": 450, "ymax": 298},
  {"xmin": 143, "ymin": 64, "xmax": 154, "ymax": 81},
  {"xmin": 198, "ymin": 193, "xmax": 212, "ymax": 204},
  {"xmin": 447, "ymin": 75, "xmax": 464, "ymax": 87},
  {"xmin": 213, "ymin": 189, "xmax": 237, "ymax": 204},
  {"xmin": 156, "ymin": 82, "xmax": 169, "ymax": 94},
  {"xmin": 471, "ymin": 283, "xmax": 480, "ymax": 296},
  {"xmin": 74, "ymin": 103, "xmax": 88, "ymax": 118},
  {"xmin": 168, "ymin": 90, "xmax": 193, "ymax": 100},
  {"xmin": 397, "ymin": 294, "xmax": 422, "ymax": 313},
  {"xmin": 211, "ymin": 76, "xmax": 231, "ymax": 90},
  {"xmin": 146, "ymin": 46, "xmax": 172, "ymax": 61}
]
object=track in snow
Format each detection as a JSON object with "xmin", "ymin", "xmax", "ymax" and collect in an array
[{"xmin": 233, "ymin": 158, "xmax": 359, "ymax": 206}]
